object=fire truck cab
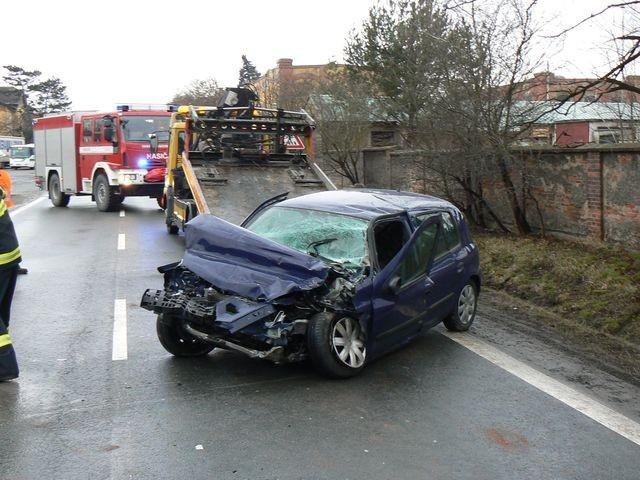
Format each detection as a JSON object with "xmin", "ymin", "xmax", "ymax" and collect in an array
[{"xmin": 33, "ymin": 107, "xmax": 170, "ymax": 211}]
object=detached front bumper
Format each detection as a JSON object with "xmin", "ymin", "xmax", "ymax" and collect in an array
[{"xmin": 140, "ymin": 288, "xmax": 276, "ymax": 334}]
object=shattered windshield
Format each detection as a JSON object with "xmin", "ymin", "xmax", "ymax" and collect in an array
[{"xmin": 246, "ymin": 206, "xmax": 369, "ymax": 268}]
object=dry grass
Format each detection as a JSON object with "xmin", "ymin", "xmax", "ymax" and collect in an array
[{"xmin": 475, "ymin": 232, "xmax": 640, "ymax": 346}]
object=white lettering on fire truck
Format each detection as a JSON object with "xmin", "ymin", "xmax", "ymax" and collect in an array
[{"xmin": 145, "ymin": 153, "xmax": 168, "ymax": 160}]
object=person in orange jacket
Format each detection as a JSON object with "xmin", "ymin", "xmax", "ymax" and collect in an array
[
  {"xmin": 0, "ymin": 165, "xmax": 13, "ymax": 208},
  {"xmin": 0, "ymin": 184, "xmax": 20, "ymax": 381},
  {"xmin": 0, "ymin": 165, "xmax": 27, "ymax": 276}
]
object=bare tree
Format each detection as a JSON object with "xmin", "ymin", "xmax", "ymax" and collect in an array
[
  {"xmin": 346, "ymin": 0, "xmax": 548, "ymax": 234},
  {"xmin": 172, "ymin": 78, "xmax": 225, "ymax": 106},
  {"xmin": 553, "ymin": 2, "xmax": 640, "ymax": 100},
  {"xmin": 309, "ymin": 70, "xmax": 372, "ymax": 184}
]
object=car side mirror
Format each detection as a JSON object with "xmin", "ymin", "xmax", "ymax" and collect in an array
[
  {"xmin": 149, "ymin": 134, "xmax": 159, "ymax": 153},
  {"xmin": 385, "ymin": 275, "xmax": 402, "ymax": 295}
]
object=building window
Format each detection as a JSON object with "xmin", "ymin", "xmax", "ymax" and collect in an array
[{"xmin": 371, "ymin": 130, "xmax": 395, "ymax": 147}]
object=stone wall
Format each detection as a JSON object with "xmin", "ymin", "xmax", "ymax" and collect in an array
[{"xmin": 362, "ymin": 145, "xmax": 640, "ymax": 249}]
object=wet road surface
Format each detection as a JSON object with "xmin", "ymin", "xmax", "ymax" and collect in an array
[{"xmin": 1, "ymin": 195, "xmax": 639, "ymax": 479}]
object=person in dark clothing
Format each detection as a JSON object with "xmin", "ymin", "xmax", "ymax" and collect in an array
[{"xmin": 0, "ymin": 186, "xmax": 20, "ymax": 381}]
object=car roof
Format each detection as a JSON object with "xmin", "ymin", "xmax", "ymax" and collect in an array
[{"xmin": 277, "ymin": 189, "xmax": 456, "ymax": 220}]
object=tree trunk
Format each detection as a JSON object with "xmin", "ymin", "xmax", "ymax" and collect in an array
[{"xmin": 496, "ymin": 155, "xmax": 531, "ymax": 235}]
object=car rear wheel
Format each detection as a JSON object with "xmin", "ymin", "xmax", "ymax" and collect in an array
[
  {"xmin": 307, "ymin": 312, "xmax": 366, "ymax": 378},
  {"xmin": 443, "ymin": 282, "xmax": 478, "ymax": 331},
  {"xmin": 49, "ymin": 173, "xmax": 70, "ymax": 207},
  {"xmin": 156, "ymin": 314, "xmax": 215, "ymax": 357}
]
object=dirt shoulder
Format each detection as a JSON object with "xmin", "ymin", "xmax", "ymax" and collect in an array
[
  {"xmin": 475, "ymin": 232, "xmax": 640, "ymax": 346},
  {"xmin": 476, "ymin": 287, "xmax": 640, "ymax": 387}
]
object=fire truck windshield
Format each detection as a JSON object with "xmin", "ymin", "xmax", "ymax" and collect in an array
[{"xmin": 121, "ymin": 116, "xmax": 170, "ymax": 142}]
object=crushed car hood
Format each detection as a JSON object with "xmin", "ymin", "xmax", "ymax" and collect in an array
[{"xmin": 182, "ymin": 214, "xmax": 329, "ymax": 301}]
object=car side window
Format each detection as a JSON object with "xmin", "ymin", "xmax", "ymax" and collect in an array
[
  {"xmin": 394, "ymin": 222, "xmax": 439, "ymax": 285},
  {"xmin": 94, "ymin": 118, "xmax": 103, "ymax": 142},
  {"xmin": 373, "ymin": 219, "xmax": 410, "ymax": 270},
  {"xmin": 82, "ymin": 119, "xmax": 92, "ymax": 143},
  {"xmin": 415, "ymin": 211, "xmax": 460, "ymax": 258}
]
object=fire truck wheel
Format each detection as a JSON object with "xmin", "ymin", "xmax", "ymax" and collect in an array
[
  {"xmin": 156, "ymin": 314, "xmax": 215, "ymax": 357},
  {"xmin": 93, "ymin": 174, "xmax": 118, "ymax": 212},
  {"xmin": 48, "ymin": 173, "xmax": 70, "ymax": 207}
]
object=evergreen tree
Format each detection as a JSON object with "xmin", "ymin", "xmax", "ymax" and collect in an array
[
  {"xmin": 2, "ymin": 65, "xmax": 72, "ymax": 140},
  {"xmin": 238, "ymin": 55, "xmax": 261, "ymax": 87},
  {"xmin": 30, "ymin": 77, "xmax": 72, "ymax": 115},
  {"xmin": 2, "ymin": 65, "xmax": 42, "ymax": 93}
]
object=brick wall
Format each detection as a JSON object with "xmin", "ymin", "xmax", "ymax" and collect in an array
[{"xmin": 362, "ymin": 145, "xmax": 640, "ymax": 249}]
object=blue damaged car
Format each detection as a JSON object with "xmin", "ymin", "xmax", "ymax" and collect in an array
[{"xmin": 141, "ymin": 189, "xmax": 482, "ymax": 378}]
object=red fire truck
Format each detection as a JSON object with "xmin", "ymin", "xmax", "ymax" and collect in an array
[{"xmin": 33, "ymin": 107, "xmax": 171, "ymax": 211}]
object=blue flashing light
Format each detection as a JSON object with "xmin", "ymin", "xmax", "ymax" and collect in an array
[{"xmin": 137, "ymin": 157, "xmax": 149, "ymax": 168}]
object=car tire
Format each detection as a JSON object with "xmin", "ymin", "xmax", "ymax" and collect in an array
[
  {"xmin": 443, "ymin": 281, "xmax": 478, "ymax": 332},
  {"xmin": 307, "ymin": 312, "xmax": 367, "ymax": 378},
  {"xmin": 156, "ymin": 314, "xmax": 215, "ymax": 357},
  {"xmin": 93, "ymin": 174, "xmax": 117, "ymax": 212},
  {"xmin": 49, "ymin": 173, "xmax": 70, "ymax": 207}
]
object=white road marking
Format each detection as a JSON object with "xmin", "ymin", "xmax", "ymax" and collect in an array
[
  {"xmin": 112, "ymin": 299, "xmax": 127, "ymax": 361},
  {"xmin": 117, "ymin": 233, "xmax": 126, "ymax": 250},
  {"xmin": 195, "ymin": 445, "xmax": 204, "ymax": 450},
  {"xmin": 9, "ymin": 195, "xmax": 47, "ymax": 217},
  {"xmin": 442, "ymin": 331, "xmax": 640, "ymax": 447},
  {"xmin": 119, "ymin": 210, "xmax": 125, "ymax": 217}
]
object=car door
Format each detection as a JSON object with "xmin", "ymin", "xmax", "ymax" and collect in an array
[
  {"xmin": 410, "ymin": 210, "xmax": 467, "ymax": 324},
  {"xmin": 369, "ymin": 214, "xmax": 442, "ymax": 354}
]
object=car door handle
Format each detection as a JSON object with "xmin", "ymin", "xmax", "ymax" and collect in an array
[{"xmin": 456, "ymin": 262, "xmax": 464, "ymax": 273}]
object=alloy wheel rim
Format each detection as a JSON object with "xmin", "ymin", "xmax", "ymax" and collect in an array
[
  {"xmin": 98, "ymin": 183, "xmax": 107, "ymax": 204},
  {"xmin": 51, "ymin": 179, "xmax": 59, "ymax": 199},
  {"xmin": 332, "ymin": 317, "xmax": 366, "ymax": 368},
  {"xmin": 458, "ymin": 284, "xmax": 476, "ymax": 324}
]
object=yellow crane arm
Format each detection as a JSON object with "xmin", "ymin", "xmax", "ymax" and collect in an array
[{"xmin": 180, "ymin": 152, "xmax": 210, "ymax": 215}]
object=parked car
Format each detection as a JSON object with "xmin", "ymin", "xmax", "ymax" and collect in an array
[{"xmin": 141, "ymin": 189, "xmax": 482, "ymax": 378}]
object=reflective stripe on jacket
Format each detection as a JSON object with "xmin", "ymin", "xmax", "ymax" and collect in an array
[
  {"xmin": 0, "ymin": 333, "xmax": 11, "ymax": 348},
  {"xmin": 0, "ymin": 198, "xmax": 21, "ymax": 269}
]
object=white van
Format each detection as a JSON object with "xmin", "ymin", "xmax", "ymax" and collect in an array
[{"xmin": 9, "ymin": 143, "xmax": 35, "ymax": 169}]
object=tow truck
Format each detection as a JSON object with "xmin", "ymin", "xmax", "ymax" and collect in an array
[{"xmin": 163, "ymin": 87, "xmax": 334, "ymax": 232}]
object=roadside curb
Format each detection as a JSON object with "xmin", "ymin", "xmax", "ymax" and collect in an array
[{"xmin": 9, "ymin": 195, "xmax": 47, "ymax": 217}]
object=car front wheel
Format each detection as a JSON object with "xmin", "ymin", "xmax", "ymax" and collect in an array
[
  {"xmin": 307, "ymin": 312, "xmax": 367, "ymax": 378},
  {"xmin": 443, "ymin": 282, "xmax": 478, "ymax": 331},
  {"xmin": 156, "ymin": 314, "xmax": 215, "ymax": 357}
]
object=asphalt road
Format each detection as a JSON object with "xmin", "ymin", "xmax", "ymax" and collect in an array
[
  {"xmin": 5, "ymin": 167, "xmax": 41, "ymax": 208},
  {"xmin": 1, "ymin": 194, "xmax": 640, "ymax": 480}
]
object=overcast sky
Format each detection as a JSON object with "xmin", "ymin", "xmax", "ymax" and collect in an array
[{"xmin": 1, "ymin": 0, "xmax": 628, "ymax": 110}]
